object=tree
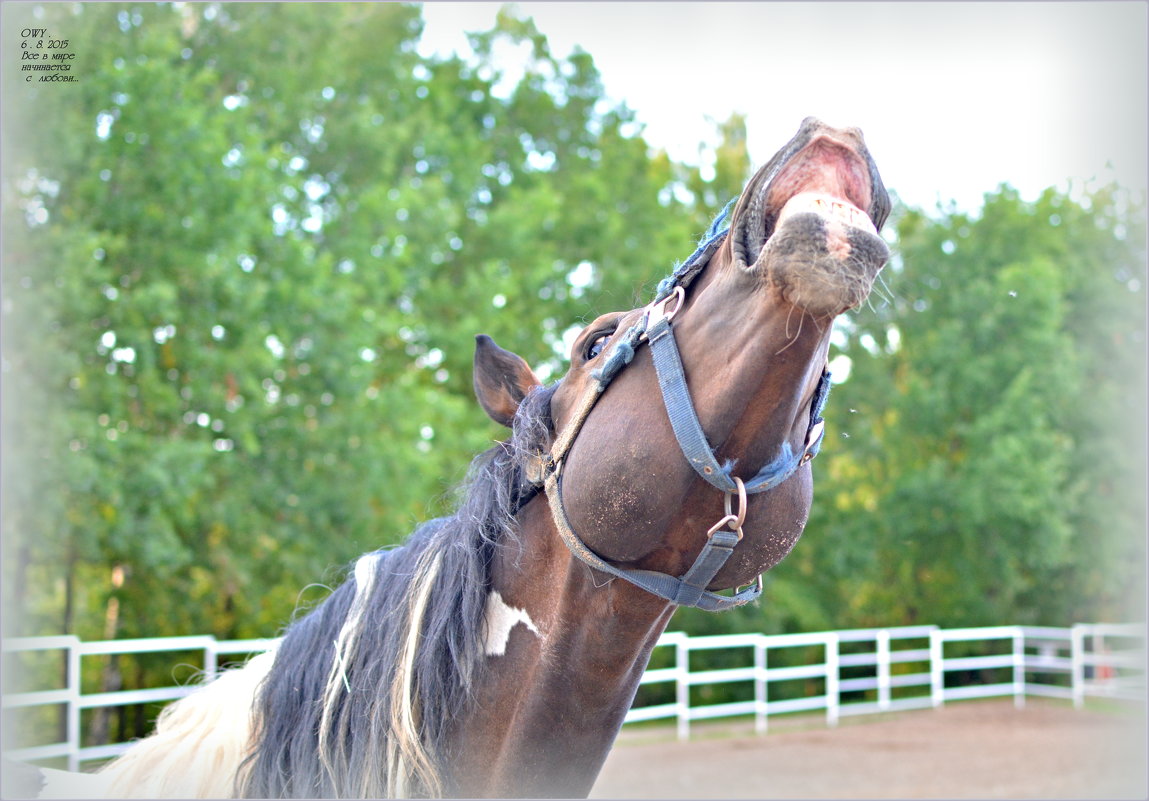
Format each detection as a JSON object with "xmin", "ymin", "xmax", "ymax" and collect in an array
[{"xmin": 1, "ymin": 2, "xmax": 735, "ymax": 652}]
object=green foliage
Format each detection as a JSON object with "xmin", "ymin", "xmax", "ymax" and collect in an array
[
  {"xmin": 2, "ymin": 2, "xmax": 1144, "ymax": 673},
  {"xmin": 1, "ymin": 2, "xmax": 724, "ymax": 643}
]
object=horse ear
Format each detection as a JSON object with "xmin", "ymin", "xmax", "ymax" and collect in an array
[{"xmin": 473, "ymin": 334, "xmax": 542, "ymax": 428}]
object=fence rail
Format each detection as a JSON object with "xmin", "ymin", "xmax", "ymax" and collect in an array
[{"xmin": 2, "ymin": 623, "xmax": 1143, "ymax": 770}]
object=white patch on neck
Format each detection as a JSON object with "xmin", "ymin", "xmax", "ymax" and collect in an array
[{"xmin": 483, "ymin": 590, "xmax": 541, "ymax": 656}]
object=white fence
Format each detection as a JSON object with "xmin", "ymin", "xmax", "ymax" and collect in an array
[
  {"xmin": 2, "ymin": 623, "xmax": 1143, "ymax": 770},
  {"xmin": 2, "ymin": 635, "xmax": 279, "ymax": 769}
]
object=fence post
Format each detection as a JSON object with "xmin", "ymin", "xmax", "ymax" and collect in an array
[
  {"xmin": 1071, "ymin": 624, "xmax": 1085, "ymax": 709},
  {"xmin": 1012, "ymin": 627, "xmax": 1024, "ymax": 709},
  {"xmin": 877, "ymin": 629, "xmax": 891, "ymax": 711},
  {"xmin": 929, "ymin": 628, "xmax": 944, "ymax": 708},
  {"xmin": 754, "ymin": 636, "xmax": 767, "ymax": 735},
  {"xmin": 204, "ymin": 638, "xmax": 219, "ymax": 682},
  {"xmin": 826, "ymin": 633, "xmax": 840, "ymax": 728},
  {"xmin": 676, "ymin": 635, "xmax": 690, "ymax": 742},
  {"xmin": 66, "ymin": 643, "xmax": 81, "ymax": 772}
]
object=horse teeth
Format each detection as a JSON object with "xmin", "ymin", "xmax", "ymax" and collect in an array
[{"xmin": 776, "ymin": 192, "xmax": 877, "ymax": 235}]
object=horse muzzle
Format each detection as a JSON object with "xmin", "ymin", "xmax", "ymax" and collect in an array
[{"xmin": 731, "ymin": 118, "xmax": 892, "ymax": 317}]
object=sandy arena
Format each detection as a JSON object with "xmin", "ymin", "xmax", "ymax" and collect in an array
[{"xmin": 590, "ymin": 699, "xmax": 1147, "ymax": 799}]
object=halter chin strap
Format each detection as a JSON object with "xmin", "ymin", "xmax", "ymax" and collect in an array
[
  {"xmin": 542, "ymin": 465, "xmax": 759, "ymax": 612},
  {"xmin": 526, "ymin": 219, "xmax": 832, "ymax": 611}
]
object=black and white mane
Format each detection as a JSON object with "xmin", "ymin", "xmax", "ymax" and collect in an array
[{"xmin": 97, "ymin": 387, "xmax": 556, "ymax": 798}]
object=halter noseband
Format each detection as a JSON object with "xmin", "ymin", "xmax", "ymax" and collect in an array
[{"xmin": 526, "ymin": 206, "xmax": 831, "ymax": 612}]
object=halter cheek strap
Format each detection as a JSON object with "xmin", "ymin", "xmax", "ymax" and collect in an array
[{"xmin": 644, "ymin": 288, "xmax": 830, "ymax": 494}]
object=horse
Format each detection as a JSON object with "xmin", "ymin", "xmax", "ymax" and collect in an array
[{"xmin": 43, "ymin": 117, "xmax": 890, "ymax": 799}]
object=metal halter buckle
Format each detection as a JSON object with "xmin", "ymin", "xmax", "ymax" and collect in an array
[
  {"xmin": 644, "ymin": 285, "xmax": 685, "ymax": 330},
  {"xmin": 706, "ymin": 476, "xmax": 747, "ymax": 541},
  {"xmin": 738, "ymin": 574, "xmax": 764, "ymax": 597},
  {"xmin": 800, "ymin": 419, "xmax": 825, "ymax": 465}
]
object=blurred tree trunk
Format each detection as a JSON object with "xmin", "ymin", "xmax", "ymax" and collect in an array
[{"xmin": 89, "ymin": 565, "xmax": 125, "ymax": 746}]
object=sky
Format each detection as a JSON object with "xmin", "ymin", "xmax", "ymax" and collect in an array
[{"xmin": 418, "ymin": 2, "xmax": 1148, "ymax": 214}]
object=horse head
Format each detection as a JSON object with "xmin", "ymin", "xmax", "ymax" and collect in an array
[{"xmin": 475, "ymin": 117, "xmax": 890, "ymax": 602}]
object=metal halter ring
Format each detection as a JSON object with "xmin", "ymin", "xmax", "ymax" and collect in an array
[
  {"xmin": 706, "ymin": 476, "xmax": 747, "ymax": 541},
  {"xmin": 645, "ymin": 285, "xmax": 685, "ymax": 330}
]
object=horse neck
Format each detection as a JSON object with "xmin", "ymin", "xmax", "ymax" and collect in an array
[{"xmin": 444, "ymin": 498, "xmax": 675, "ymax": 798}]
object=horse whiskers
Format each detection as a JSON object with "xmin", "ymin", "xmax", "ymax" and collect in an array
[
  {"xmin": 872, "ymin": 271, "xmax": 897, "ymax": 307},
  {"xmin": 784, "ymin": 303, "xmax": 800, "ymax": 340},
  {"xmin": 774, "ymin": 306, "xmax": 806, "ymax": 355},
  {"xmin": 584, "ymin": 562, "xmax": 617, "ymax": 590}
]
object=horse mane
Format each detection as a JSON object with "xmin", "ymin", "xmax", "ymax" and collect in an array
[{"xmin": 238, "ymin": 385, "xmax": 555, "ymax": 798}]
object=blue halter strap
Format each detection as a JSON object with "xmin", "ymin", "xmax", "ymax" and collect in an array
[{"xmin": 535, "ymin": 203, "xmax": 832, "ymax": 611}]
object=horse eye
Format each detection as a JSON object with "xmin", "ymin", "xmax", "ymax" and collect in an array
[{"xmin": 585, "ymin": 332, "xmax": 611, "ymax": 360}]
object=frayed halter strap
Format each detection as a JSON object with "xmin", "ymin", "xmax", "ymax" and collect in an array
[{"xmin": 528, "ymin": 203, "xmax": 832, "ymax": 611}]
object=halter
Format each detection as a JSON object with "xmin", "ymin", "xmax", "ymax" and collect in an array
[{"xmin": 526, "ymin": 204, "xmax": 832, "ymax": 611}]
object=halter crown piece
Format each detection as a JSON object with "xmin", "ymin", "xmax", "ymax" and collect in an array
[{"xmin": 529, "ymin": 203, "xmax": 832, "ymax": 611}]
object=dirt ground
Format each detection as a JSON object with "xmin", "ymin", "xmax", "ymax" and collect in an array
[{"xmin": 590, "ymin": 699, "xmax": 1147, "ymax": 799}]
